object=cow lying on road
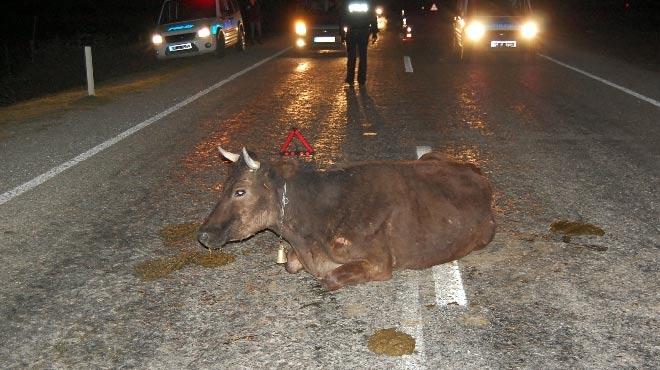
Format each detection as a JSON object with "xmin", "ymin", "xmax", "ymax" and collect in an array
[{"xmin": 198, "ymin": 148, "xmax": 495, "ymax": 291}]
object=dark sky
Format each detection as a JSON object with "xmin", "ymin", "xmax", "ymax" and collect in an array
[{"xmin": 3, "ymin": 0, "xmax": 659, "ymax": 42}]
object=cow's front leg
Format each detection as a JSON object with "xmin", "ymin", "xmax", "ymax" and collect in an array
[
  {"xmin": 285, "ymin": 247, "xmax": 304, "ymax": 274},
  {"xmin": 320, "ymin": 261, "xmax": 392, "ymax": 291}
]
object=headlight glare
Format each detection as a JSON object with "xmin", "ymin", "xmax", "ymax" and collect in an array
[
  {"xmin": 295, "ymin": 21, "xmax": 307, "ymax": 36},
  {"xmin": 521, "ymin": 21, "xmax": 538, "ymax": 38},
  {"xmin": 197, "ymin": 27, "xmax": 211, "ymax": 38},
  {"xmin": 465, "ymin": 22, "xmax": 486, "ymax": 41},
  {"xmin": 152, "ymin": 34, "xmax": 163, "ymax": 44}
]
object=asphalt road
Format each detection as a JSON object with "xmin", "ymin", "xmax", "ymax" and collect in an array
[{"xmin": 1, "ymin": 11, "xmax": 658, "ymax": 369}]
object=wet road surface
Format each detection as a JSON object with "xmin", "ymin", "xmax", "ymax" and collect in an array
[{"xmin": 1, "ymin": 11, "xmax": 658, "ymax": 369}]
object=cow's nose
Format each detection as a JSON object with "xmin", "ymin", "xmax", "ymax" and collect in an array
[{"xmin": 197, "ymin": 231, "xmax": 212, "ymax": 248}]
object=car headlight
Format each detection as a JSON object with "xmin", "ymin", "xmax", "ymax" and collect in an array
[
  {"xmin": 197, "ymin": 27, "xmax": 211, "ymax": 38},
  {"xmin": 465, "ymin": 21, "xmax": 486, "ymax": 41},
  {"xmin": 152, "ymin": 34, "xmax": 163, "ymax": 44},
  {"xmin": 295, "ymin": 21, "xmax": 307, "ymax": 36},
  {"xmin": 521, "ymin": 21, "xmax": 538, "ymax": 39}
]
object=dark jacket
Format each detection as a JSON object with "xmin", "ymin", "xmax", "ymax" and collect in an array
[
  {"xmin": 341, "ymin": 0, "xmax": 378, "ymax": 34},
  {"xmin": 245, "ymin": 1, "xmax": 262, "ymax": 22}
]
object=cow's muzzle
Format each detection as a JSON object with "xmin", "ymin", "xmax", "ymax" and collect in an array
[
  {"xmin": 197, "ymin": 229, "xmax": 227, "ymax": 249},
  {"xmin": 197, "ymin": 231, "xmax": 212, "ymax": 248}
]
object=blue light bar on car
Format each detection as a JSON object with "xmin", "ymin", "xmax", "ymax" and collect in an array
[{"xmin": 167, "ymin": 24, "xmax": 194, "ymax": 31}]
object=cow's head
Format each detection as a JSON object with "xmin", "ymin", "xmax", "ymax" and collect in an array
[{"xmin": 197, "ymin": 147, "xmax": 287, "ymax": 249}]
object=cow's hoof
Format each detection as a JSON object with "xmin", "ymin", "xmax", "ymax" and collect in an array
[
  {"xmin": 285, "ymin": 260, "xmax": 304, "ymax": 274},
  {"xmin": 320, "ymin": 277, "xmax": 342, "ymax": 291}
]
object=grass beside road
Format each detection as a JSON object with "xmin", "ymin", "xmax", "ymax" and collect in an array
[{"xmin": 0, "ymin": 64, "xmax": 190, "ymax": 129}]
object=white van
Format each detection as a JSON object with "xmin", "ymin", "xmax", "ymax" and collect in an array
[{"xmin": 152, "ymin": 0, "xmax": 246, "ymax": 59}]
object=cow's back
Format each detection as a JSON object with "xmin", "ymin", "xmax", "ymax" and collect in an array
[{"xmin": 332, "ymin": 156, "xmax": 495, "ymax": 270}]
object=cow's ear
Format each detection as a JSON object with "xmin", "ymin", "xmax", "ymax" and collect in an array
[{"xmin": 270, "ymin": 159, "xmax": 299, "ymax": 179}]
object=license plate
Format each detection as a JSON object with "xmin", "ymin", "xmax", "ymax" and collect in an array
[
  {"xmin": 168, "ymin": 43, "xmax": 192, "ymax": 51},
  {"xmin": 491, "ymin": 40, "xmax": 516, "ymax": 48},
  {"xmin": 314, "ymin": 36, "xmax": 336, "ymax": 43}
]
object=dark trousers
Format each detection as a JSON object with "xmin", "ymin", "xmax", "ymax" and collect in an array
[
  {"xmin": 345, "ymin": 29, "xmax": 370, "ymax": 84},
  {"xmin": 249, "ymin": 21, "xmax": 262, "ymax": 43}
]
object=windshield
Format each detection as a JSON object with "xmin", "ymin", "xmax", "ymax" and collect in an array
[
  {"xmin": 159, "ymin": 0, "xmax": 216, "ymax": 24},
  {"xmin": 467, "ymin": 0, "xmax": 529, "ymax": 16},
  {"xmin": 296, "ymin": 0, "xmax": 340, "ymax": 15}
]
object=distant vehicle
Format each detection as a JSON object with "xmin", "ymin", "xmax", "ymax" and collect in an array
[
  {"xmin": 451, "ymin": 0, "xmax": 539, "ymax": 61},
  {"xmin": 292, "ymin": 0, "xmax": 343, "ymax": 51},
  {"xmin": 152, "ymin": 0, "xmax": 246, "ymax": 59}
]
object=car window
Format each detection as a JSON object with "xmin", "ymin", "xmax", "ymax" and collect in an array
[
  {"xmin": 159, "ymin": 0, "xmax": 217, "ymax": 24},
  {"xmin": 467, "ymin": 0, "xmax": 529, "ymax": 16}
]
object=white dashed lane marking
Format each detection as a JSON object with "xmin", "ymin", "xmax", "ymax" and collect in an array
[
  {"xmin": 539, "ymin": 54, "xmax": 660, "ymax": 108},
  {"xmin": 416, "ymin": 146, "xmax": 469, "ymax": 307},
  {"xmin": 404, "ymin": 56, "xmax": 413, "ymax": 73},
  {"xmin": 433, "ymin": 261, "xmax": 468, "ymax": 306}
]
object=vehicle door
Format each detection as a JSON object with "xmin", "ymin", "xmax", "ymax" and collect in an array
[{"xmin": 219, "ymin": 0, "xmax": 239, "ymax": 45}]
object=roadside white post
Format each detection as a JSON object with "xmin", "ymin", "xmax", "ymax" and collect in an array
[{"xmin": 84, "ymin": 46, "xmax": 95, "ymax": 96}]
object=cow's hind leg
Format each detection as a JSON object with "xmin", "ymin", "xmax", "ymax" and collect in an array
[{"xmin": 320, "ymin": 261, "xmax": 392, "ymax": 291}]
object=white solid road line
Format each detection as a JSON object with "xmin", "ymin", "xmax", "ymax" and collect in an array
[
  {"xmin": 539, "ymin": 54, "xmax": 660, "ymax": 108},
  {"xmin": 404, "ymin": 56, "xmax": 413, "ymax": 73},
  {"xmin": 0, "ymin": 47, "xmax": 292, "ymax": 206}
]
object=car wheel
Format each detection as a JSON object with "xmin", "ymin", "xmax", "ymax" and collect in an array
[
  {"xmin": 216, "ymin": 33, "xmax": 226, "ymax": 57},
  {"xmin": 236, "ymin": 27, "xmax": 246, "ymax": 52}
]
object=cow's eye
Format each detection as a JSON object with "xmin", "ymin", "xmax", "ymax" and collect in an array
[{"xmin": 234, "ymin": 189, "xmax": 246, "ymax": 197}]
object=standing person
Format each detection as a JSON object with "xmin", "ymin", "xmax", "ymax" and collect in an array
[
  {"xmin": 341, "ymin": 0, "xmax": 378, "ymax": 87},
  {"xmin": 245, "ymin": 0, "xmax": 263, "ymax": 44}
]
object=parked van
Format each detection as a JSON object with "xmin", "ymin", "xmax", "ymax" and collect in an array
[{"xmin": 152, "ymin": 0, "xmax": 246, "ymax": 59}]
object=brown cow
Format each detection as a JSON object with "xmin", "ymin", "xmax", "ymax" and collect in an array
[{"xmin": 198, "ymin": 147, "xmax": 495, "ymax": 291}]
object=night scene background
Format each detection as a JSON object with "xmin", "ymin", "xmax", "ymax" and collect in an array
[{"xmin": 1, "ymin": 0, "xmax": 659, "ymax": 106}]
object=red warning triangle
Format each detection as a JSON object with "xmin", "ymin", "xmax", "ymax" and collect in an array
[{"xmin": 280, "ymin": 128, "xmax": 315, "ymax": 156}]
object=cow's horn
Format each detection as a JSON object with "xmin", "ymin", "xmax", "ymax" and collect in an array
[
  {"xmin": 218, "ymin": 147, "xmax": 240, "ymax": 162},
  {"xmin": 242, "ymin": 147, "xmax": 260, "ymax": 170}
]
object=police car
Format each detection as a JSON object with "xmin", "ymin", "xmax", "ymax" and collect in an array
[
  {"xmin": 451, "ymin": 0, "xmax": 540, "ymax": 61},
  {"xmin": 293, "ymin": 0, "xmax": 343, "ymax": 51},
  {"xmin": 151, "ymin": 0, "xmax": 246, "ymax": 59}
]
